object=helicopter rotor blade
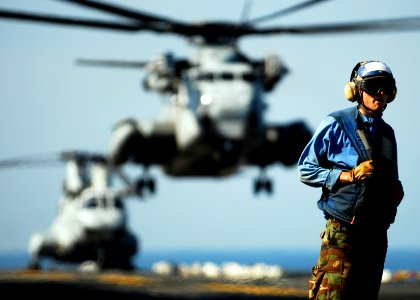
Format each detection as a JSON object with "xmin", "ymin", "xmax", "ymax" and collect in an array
[
  {"xmin": 0, "ymin": 153, "xmax": 62, "ymax": 169},
  {"xmin": 60, "ymin": 151, "xmax": 108, "ymax": 164},
  {"xmin": 0, "ymin": 151, "xmax": 108, "ymax": 170},
  {"xmin": 1, "ymin": 3, "xmax": 420, "ymax": 42},
  {"xmin": 239, "ymin": 0, "xmax": 253, "ymax": 23},
  {"xmin": 0, "ymin": 7, "xmax": 236, "ymax": 41},
  {"xmin": 56, "ymin": 0, "xmax": 182, "ymax": 27},
  {"xmin": 0, "ymin": 0, "xmax": 187, "ymax": 33},
  {"xmin": 0, "ymin": 10, "xmax": 144, "ymax": 32},
  {"xmin": 249, "ymin": 0, "xmax": 332, "ymax": 24},
  {"xmin": 76, "ymin": 58, "xmax": 148, "ymax": 69},
  {"xmin": 246, "ymin": 16, "xmax": 420, "ymax": 36}
]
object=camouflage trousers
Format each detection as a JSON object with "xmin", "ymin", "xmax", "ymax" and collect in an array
[{"xmin": 308, "ymin": 218, "xmax": 388, "ymax": 300}]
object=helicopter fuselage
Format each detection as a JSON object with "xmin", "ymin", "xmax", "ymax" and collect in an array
[
  {"xmin": 109, "ymin": 44, "xmax": 311, "ymax": 182},
  {"xmin": 28, "ymin": 168, "xmax": 138, "ymax": 270}
]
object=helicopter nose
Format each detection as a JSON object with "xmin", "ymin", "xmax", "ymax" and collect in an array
[{"xmin": 79, "ymin": 208, "xmax": 126, "ymax": 232}]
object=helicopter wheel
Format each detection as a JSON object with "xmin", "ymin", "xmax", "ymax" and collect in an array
[
  {"xmin": 253, "ymin": 176, "xmax": 273, "ymax": 195},
  {"xmin": 136, "ymin": 176, "xmax": 156, "ymax": 195},
  {"xmin": 28, "ymin": 257, "xmax": 41, "ymax": 270},
  {"xmin": 147, "ymin": 178, "xmax": 156, "ymax": 194},
  {"xmin": 94, "ymin": 248, "xmax": 106, "ymax": 270},
  {"xmin": 265, "ymin": 179, "xmax": 273, "ymax": 194}
]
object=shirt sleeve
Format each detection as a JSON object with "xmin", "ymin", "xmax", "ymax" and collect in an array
[{"xmin": 297, "ymin": 116, "xmax": 349, "ymax": 191}]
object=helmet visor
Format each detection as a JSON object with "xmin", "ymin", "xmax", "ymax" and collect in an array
[{"xmin": 357, "ymin": 76, "xmax": 395, "ymax": 95}]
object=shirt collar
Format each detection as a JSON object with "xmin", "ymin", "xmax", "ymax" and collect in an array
[{"xmin": 360, "ymin": 113, "xmax": 379, "ymax": 125}]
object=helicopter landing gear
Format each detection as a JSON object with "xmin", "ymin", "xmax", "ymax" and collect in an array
[
  {"xmin": 28, "ymin": 257, "xmax": 41, "ymax": 270},
  {"xmin": 253, "ymin": 169, "xmax": 273, "ymax": 195},
  {"xmin": 135, "ymin": 168, "xmax": 156, "ymax": 195}
]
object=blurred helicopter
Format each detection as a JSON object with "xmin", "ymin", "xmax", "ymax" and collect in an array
[
  {"xmin": 0, "ymin": 151, "xmax": 139, "ymax": 270},
  {"xmin": 1, "ymin": 0, "xmax": 420, "ymax": 197}
]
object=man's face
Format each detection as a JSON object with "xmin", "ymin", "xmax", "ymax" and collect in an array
[{"xmin": 362, "ymin": 90, "xmax": 388, "ymax": 113}]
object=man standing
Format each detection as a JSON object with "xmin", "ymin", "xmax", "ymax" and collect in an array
[{"xmin": 298, "ymin": 60, "xmax": 404, "ymax": 299}]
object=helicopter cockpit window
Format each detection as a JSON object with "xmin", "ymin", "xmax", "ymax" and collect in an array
[
  {"xmin": 221, "ymin": 72, "xmax": 234, "ymax": 80},
  {"xmin": 242, "ymin": 73, "xmax": 256, "ymax": 82},
  {"xmin": 197, "ymin": 73, "xmax": 214, "ymax": 81},
  {"xmin": 114, "ymin": 197, "xmax": 124, "ymax": 209},
  {"xmin": 85, "ymin": 198, "xmax": 98, "ymax": 208},
  {"xmin": 197, "ymin": 72, "xmax": 253, "ymax": 82},
  {"xmin": 225, "ymin": 53, "xmax": 249, "ymax": 63}
]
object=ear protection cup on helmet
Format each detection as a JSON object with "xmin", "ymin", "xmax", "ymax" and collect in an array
[
  {"xmin": 343, "ymin": 61, "xmax": 367, "ymax": 102},
  {"xmin": 344, "ymin": 81, "xmax": 358, "ymax": 102}
]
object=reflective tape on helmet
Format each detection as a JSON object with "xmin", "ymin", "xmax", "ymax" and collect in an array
[{"xmin": 358, "ymin": 61, "xmax": 393, "ymax": 79}]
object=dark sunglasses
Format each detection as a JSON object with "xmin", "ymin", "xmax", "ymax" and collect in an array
[{"xmin": 356, "ymin": 76, "xmax": 395, "ymax": 95}]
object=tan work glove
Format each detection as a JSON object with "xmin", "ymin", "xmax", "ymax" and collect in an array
[{"xmin": 348, "ymin": 160, "xmax": 374, "ymax": 183}]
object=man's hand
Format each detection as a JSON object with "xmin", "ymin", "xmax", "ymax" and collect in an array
[{"xmin": 340, "ymin": 160, "xmax": 374, "ymax": 183}]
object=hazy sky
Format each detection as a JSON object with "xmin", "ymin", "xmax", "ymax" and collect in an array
[{"xmin": 1, "ymin": 0, "xmax": 419, "ymax": 258}]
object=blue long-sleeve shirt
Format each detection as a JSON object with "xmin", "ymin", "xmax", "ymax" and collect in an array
[{"xmin": 298, "ymin": 111, "xmax": 378, "ymax": 191}]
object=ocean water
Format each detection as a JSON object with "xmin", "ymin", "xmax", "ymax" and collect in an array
[{"xmin": 1, "ymin": 248, "xmax": 420, "ymax": 272}]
